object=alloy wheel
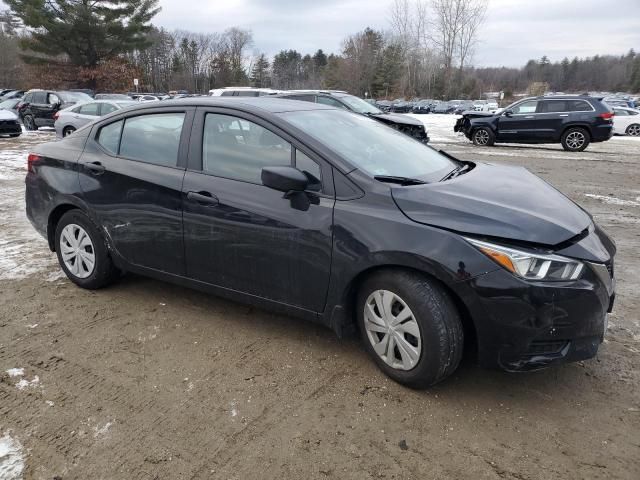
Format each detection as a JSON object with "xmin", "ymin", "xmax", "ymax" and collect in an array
[
  {"xmin": 363, "ymin": 290, "xmax": 422, "ymax": 371},
  {"xmin": 565, "ymin": 131, "xmax": 585, "ymax": 149},
  {"xmin": 627, "ymin": 124, "xmax": 640, "ymax": 136},
  {"xmin": 59, "ymin": 223, "xmax": 96, "ymax": 279},
  {"xmin": 474, "ymin": 129, "xmax": 489, "ymax": 145}
]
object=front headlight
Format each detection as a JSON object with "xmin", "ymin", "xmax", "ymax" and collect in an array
[{"xmin": 466, "ymin": 238, "xmax": 584, "ymax": 281}]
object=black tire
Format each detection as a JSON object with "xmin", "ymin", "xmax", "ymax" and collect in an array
[
  {"xmin": 625, "ymin": 124, "xmax": 640, "ymax": 136},
  {"xmin": 9, "ymin": 133, "xmax": 21, "ymax": 138},
  {"xmin": 472, "ymin": 127, "xmax": 495, "ymax": 146},
  {"xmin": 357, "ymin": 270, "xmax": 464, "ymax": 388},
  {"xmin": 561, "ymin": 127, "xmax": 590, "ymax": 152},
  {"xmin": 63, "ymin": 126, "xmax": 76, "ymax": 137},
  {"xmin": 54, "ymin": 209, "xmax": 119, "ymax": 289},
  {"xmin": 23, "ymin": 114, "xmax": 36, "ymax": 131}
]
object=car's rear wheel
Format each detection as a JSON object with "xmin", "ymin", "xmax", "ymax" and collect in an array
[
  {"xmin": 561, "ymin": 127, "xmax": 590, "ymax": 151},
  {"xmin": 54, "ymin": 210, "xmax": 119, "ymax": 289},
  {"xmin": 626, "ymin": 124, "xmax": 640, "ymax": 136},
  {"xmin": 63, "ymin": 126, "xmax": 76, "ymax": 137},
  {"xmin": 472, "ymin": 127, "xmax": 495, "ymax": 146},
  {"xmin": 9, "ymin": 133, "xmax": 20, "ymax": 138},
  {"xmin": 357, "ymin": 270, "xmax": 464, "ymax": 388},
  {"xmin": 23, "ymin": 115, "xmax": 36, "ymax": 131}
]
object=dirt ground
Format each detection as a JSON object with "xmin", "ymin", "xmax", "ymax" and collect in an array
[{"xmin": 1, "ymin": 118, "xmax": 639, "ymax": 480}]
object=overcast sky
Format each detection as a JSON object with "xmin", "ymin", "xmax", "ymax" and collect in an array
[{"xmin": 2, "ymin": 0, "xmax": 638, "ymax": 67}]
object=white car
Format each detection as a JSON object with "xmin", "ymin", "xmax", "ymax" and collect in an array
[
  {"xmin": 612, "ymin": 107, "xmax": 640, "ymax": 136},
  {"xmin": 208, "ymin": 87, "xmax": 281, "ymax": 97}
]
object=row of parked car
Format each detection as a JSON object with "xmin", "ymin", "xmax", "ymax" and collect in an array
[
  {"xmin": 0, "ymin": 87, "xmax": 433, "ymax": 144},
  {"xmin": 372, "ymin": 98, "xmax": 499, "ymax": 115}
]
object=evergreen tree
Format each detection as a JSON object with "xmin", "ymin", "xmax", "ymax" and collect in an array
[
  {"xmin": 6, "ymin": 0, "xmax": 160, "ymax": 70},
  {"xmin": 250, "ymin": 54, "xmax": 270, "ymax": 88}
]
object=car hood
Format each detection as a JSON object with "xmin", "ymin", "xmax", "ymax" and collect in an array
[
  {"xmin": 0, "ymin": 109, "xmax": 18, "ymax": 120},
  {"xmin": 461, "ymin": 111, "xmax": 496, "ymax": 119},
  {"xmin": 391, "ymin": 162, "xmax": 592, "ymax": 246},
  {"xmin": 370, "ymin": 112, "xmax": 423, "ymax": 126}
]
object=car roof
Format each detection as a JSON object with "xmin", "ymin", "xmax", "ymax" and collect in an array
[{"xmin": 107, "ymin": 97, "xmax": 336, "ymax": 114}]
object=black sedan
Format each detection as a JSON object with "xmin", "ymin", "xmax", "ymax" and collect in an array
[{"xmin": 25, "ymin": 98, "xmax": 616, "ymax": 387}]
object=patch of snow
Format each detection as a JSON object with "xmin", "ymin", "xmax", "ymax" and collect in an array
[
  {"xmin": 45, "ymin": 270, "xmax": 67, "ymax": 282},
  {"xmin": 0, "ymin": 433, "xmax": 25, "ymax": 480},
  {"xmin": 27, "ymin": 324, "xmax": 38, "ymax": 329},
  {"xmin": 230, "ymin": 401, "xmax": 238, "ymax": 418},
  {"xmin": 15, "ymin": 375, "xmax": 39, "ymax": 390},
  {"xmin": 45, "ymin": 400, "xmax": 55, "ymax": 407},
  {"xmin": 585, "ymin": 193, "xmax": 640, "ymax": 207},
  {"xmin": 5, "ymin": 368, "xmax": 24, "ymax": 378},
  {"xmin": 93, "ymin": 421, "xmax": 113, "ymax": 438}
]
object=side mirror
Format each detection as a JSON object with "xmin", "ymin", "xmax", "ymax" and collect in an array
[
  {"xmin": 261, "ymin": 166, "xmax": 309, "ymax": 193},
  {"xmin": 503, "ymin": 109, "xmax": 513, "ymax": 117}
]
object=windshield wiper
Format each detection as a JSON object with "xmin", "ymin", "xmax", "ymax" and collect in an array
[
  {"xmin": 440, "ymin": 162, "xmax": 471, "ymax": 181},
  {"xmin": 374, "ymin": 175, "xmax": 427, "ymax": 186}
]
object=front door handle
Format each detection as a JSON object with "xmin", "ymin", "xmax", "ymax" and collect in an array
[
  {"xmin": 558, "ymin": 114, "xmax": 569, "ymax": 117},
  {"xmin": 524, "ymin": 115, "xmax": 535, "ymax": 119},
  {"xmin": 187, "ymin": 191, "xmax": 219, "ymax": 206},
  {"xmin": 85, "ymin": 161, "xmax": 105, "ymax": 175}
]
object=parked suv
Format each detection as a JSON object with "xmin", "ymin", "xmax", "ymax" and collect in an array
[
  {"xmin": 25, "ymin": 98, "xmax": 615, "ymax": 387},
  {"xmin": 454, "ymin": 95, "xmax": 614, "ymax": 151},
  {"xmin": 18, "ymin": 90, "xmax": 93, "ymax": 130},
  {"xmin": 276, "ymin": 91, "xmax": 429, "ymax": 143}
]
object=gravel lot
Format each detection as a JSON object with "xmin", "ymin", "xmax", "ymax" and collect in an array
[{"xmin": 1, "ymin": 116, "xmax": 639, "ymax": 480}]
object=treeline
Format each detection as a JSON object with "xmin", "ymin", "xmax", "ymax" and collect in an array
[{"xmin": 1, "ymin": 1, "xmax": 639, "ymax": 98}]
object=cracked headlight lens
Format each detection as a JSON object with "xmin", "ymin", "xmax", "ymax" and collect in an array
[{"xmin": 466, "ymin": 238, "xmax": 584, "ymax": 281}]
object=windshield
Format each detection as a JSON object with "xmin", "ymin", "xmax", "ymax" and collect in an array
[
  {"xmin": 338, "ymin": 94, "xmax": 382, "ymax": 114},
  {"xmin": 281, "ymin": 110, "xmax": 455, "ymax": 182},
  {"xmin": 60, "ymin": 91, "xmax": 93, "ymax": 103}
]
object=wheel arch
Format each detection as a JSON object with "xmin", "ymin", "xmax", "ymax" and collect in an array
[
  {"xmin": 561, "ymin": 123, "xmax": 592, "ymax": 140},
  {"xmin": 329, "ymin": 264, "xmax": 478, "ymax": 358},
  {"xmin": 47, "ymin": 204, "xmax": 81, "ymax": 251}
]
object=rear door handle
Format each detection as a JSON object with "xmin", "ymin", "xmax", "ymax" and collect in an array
[
  {"xmin": 524, "ymin": 115, "xmax": 535, "ymax": 119},
  {"xmin": 85, "ymin": 161, "xmax": 105, "ymax": 175},
  {"xmin": 187, "ymin": 191, "xmax": 219, "ymax": 206},
  {"xmin": 558, "ymin": 114, "xmax": 569, "ymax": 117}
]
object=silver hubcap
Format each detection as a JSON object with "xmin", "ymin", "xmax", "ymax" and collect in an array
[
  {"xmin": 566, "ymin": 131, "xmax": 585, "ymax": 149},
  {"xmin": 60, "ymin": 224, "xmax": 95, "ymax": 279},
  {"xmin": 363, "ymin": 290, "xmax": 422, "ymax": 371},
  {"xmin": 474, "ymin": 129, "xmax": 489, "ymax": 145},
  {"xmin": 628, "ymin": 125, "xmax": 640, "ymax": 136}
]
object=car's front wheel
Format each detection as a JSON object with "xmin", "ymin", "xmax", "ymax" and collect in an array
[
  {"xmin": 357, "ymin": 270, "xmax": 464, "ymax": 388},
  {"xmin": 561, "ymin": 127, "xmax": 590, "ymax": 151},
  {"xmin": 472, "ymin": 127, "xmax": 495, "ymax": 146},
  {"xmin": 54, "ymin": 210, "xmax": 119, "ymax": 289},
  {"xmin": 626, "ymin": 124, "xmax": 640, "ymax": 136}
]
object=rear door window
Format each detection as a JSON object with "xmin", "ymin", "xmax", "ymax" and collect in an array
[
  {"xmin": 32, "ymin": 92, "xmax": 47, "ymax": 104},
  {"xmin": 100, "ymin": 103, "xmax": 119, "ymax": 115},
  {"xmin": 119, "ymin": 113, "xmax": 185, "ymax": 167},
  {"xmin": 78, "ymin": 103, "xmax": 100, "ymax": 116},
  {"xmin": 538, "ymin": 101, "xmax": 568, "ymax": 113}
]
